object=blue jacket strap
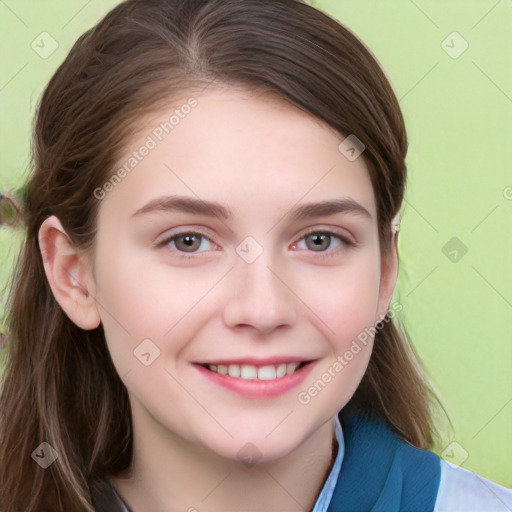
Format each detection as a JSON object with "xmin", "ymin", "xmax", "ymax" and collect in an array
[{"xmin": 327, "ymin": 413, "xmax": 441, "ymax": 512}]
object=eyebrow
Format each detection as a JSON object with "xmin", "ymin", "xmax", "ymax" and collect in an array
[{"xmin": 131, "ymin": 195, "xmax": 372, "ymax": 221}]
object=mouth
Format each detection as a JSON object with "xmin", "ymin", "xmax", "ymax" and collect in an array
[
  {"xmin": 194, "ymin": 359, "xmax": 316, "ymax": 398},
  {"xmin": 198, "ymin": 361, "xmax": 311, "ymax": 381}
]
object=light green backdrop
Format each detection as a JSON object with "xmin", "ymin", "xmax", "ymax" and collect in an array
[{"xmin": 1, "ymin": 0, "xmax": 511, "ymax": 487}]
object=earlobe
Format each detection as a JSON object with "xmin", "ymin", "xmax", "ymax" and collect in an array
[{"xmin": 38, "ymin": 216, "xmax": 101, "ymax": 330}]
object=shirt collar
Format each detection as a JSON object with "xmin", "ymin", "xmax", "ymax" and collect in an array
[{"xmin": 311, "ymin": 414, "xmax": 345, "ymax": 512}]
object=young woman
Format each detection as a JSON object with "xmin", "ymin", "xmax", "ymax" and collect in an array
[{"xmin": 0, "ymin": 1, "xmax": 510, "ymax": 511}]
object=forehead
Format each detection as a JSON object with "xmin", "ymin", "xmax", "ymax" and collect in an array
[{"xmin": 99, "ymin": 86, "xmax": 376, "ymax": 223}]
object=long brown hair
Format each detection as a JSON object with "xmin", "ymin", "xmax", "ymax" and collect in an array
[{"xmin": 0, "ymin": 1, "xmax": 439, "ymax": 510}]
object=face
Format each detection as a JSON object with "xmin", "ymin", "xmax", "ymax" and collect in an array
[{"xmin": 87, "ymin": 87, "xmax": 395, "ymax": 463}]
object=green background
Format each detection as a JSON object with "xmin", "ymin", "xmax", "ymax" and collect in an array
[{"xmin": 1, "ymin": 0, "xmax": 511, "ymax": 487}]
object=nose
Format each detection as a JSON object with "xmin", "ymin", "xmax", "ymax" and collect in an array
[{"xmin": 222, "ymin": 252, "xmax": 298, "ymax": 335}]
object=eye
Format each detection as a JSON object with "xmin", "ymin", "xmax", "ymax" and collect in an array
[
  {"xmin": 159, "ymin": 231, "xmax": 216, "ymax": 258},
  {"xmin": 157, "ymin": 228, "xmax": 357, "ymax": 260},
  {"xmin": 291, "ymin": 229, "xmax": 356, "ymax": 256}
]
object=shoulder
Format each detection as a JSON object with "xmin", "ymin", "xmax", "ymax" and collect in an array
[
  {"xmin": 434, "ymin": 459, "xmax": 512, "ymax": 512},
  {"xmin": 334, "ymin": 413, "xmax": 512, "ymax": 512},
  {"xmin": 331, "ymin": 413, "xmax": 441, "ymax": 511}
]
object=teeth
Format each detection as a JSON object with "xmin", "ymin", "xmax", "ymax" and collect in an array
[
  {"xmin": 241, "ymin": 365, "xmax": 258, "ymax": 379},
  {"xmin": 207, "ymin": 362, "xmax": 302, "ymax": 380},
  {"xmin": 228, "ymin": 364, "xmax": 241, "ymax": 378},
  {"xmin": 287, "ymin": 363, "xmax": 297, "ymax": 374},
  {"xmin": 258, "ymin": 365, "xmax": 276, "ymax": 380},
  {"xmin": 276, "ymin": 363, "xmax": 287, "ymax": 378}
]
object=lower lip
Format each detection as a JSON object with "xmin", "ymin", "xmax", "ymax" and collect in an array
[{"xmin": 194, "ymin": 362, "xmax": 316, "ymax": 399}]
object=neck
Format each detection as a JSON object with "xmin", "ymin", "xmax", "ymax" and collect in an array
[{"xmin": 109, "ymin": 400, "xmax": 337, "ymax": 512}]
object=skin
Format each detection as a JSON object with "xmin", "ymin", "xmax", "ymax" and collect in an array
[{"xmin": 39, "ymin": 87, "xmax": 398, "ymax": 512}]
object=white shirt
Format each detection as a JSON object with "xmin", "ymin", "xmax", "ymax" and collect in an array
[{"xmin": 435, "ymin": 460, "xmax": 512, "ymax": 512}]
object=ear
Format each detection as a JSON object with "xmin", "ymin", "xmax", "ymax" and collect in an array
[
  {"xmin": 376, "ymin": 231, "xmax": 399, "ymax": 322},
  {"xmin": 38, "ymin": 215, "xmax": 101, "ymax": 330}
]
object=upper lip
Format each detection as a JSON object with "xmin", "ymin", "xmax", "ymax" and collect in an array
[{"xmin": 196, "ymin": 357, "xmax": 314, "ymax": 366}]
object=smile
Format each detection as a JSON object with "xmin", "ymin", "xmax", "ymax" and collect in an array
[
  {"xmin": 195, "ymin": 359, "xmax": 316, "ymax": 398},
  {"xmin": 202, "ymin": 362, "xmax": 306, "ymax": 380}
]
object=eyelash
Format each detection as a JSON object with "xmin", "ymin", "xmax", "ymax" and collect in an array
[{"xmin": 158, "ymin": 228, "xmax": 357, "ymax": 261}]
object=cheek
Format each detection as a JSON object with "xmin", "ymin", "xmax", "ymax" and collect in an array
[
  {"xmin": 92, "ymin": 240, "xmax": 221, "ymax": 369},
  {"xmin": 294, "ymin": 253, "xmax": 380, "ymax": 411},
  {"xmin": 296, "ymin": 251, "xmax": 381, "ymax": 344}
]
